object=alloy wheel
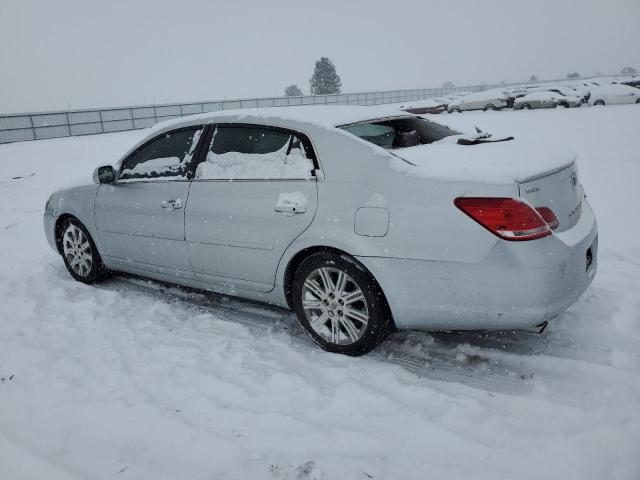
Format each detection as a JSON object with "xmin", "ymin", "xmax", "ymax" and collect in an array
[
  {"xmin": 62, "ymin": 223, "xmax": 93, "ymax": 277},
  {"xmin": 301, "ymin": 267, "xmax": 369, "ymax": 345}
]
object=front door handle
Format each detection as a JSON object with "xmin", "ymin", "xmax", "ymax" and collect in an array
[
  {"xmin": 161, "ymin": 199, "xmax": 183, "ymax": 210},
  {"xmin": 274, "ymin": 205, "xmax": 306, "ymax": 214}
]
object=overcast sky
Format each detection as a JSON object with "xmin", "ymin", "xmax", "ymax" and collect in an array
[{"xmin": 0, "ymin": 0, "xmax": 638, "ymax": 113}]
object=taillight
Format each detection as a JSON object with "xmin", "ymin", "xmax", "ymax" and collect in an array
[
  {"xmin": 454, "ymin": 197, "xmax": 552, "ymax": 241},
  {"xmin": 535, "ymin": 207, "xmax": 559, "ymax": 230}
]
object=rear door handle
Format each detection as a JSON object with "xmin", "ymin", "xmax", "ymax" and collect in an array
[
  {"xmin": 161, "ymin": 199, "xmax": 183, "ymax": 210},
  {"xmin": 274, "ymin": 205, "xmax": 306, "ymax": 214}
]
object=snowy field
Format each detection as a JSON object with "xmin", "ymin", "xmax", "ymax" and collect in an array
[{"xmin": 1, "ymin": 105, "xmax": 639, "ymax": 480}]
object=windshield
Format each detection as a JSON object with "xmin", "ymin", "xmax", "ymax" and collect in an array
[{"xmin": 340, "ymin": 117, "xmax": 460, "ymax": 150}]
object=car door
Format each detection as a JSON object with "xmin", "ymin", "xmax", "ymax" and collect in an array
[
  {"xmin": 185, "ymin": 124, "xmax": 318, "ymax": 293},
  {"xmin": 95, "ymin": 126, "xmax": 205, "ymax": 277}
]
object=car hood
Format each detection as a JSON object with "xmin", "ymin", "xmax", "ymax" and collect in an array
[{"xmin": 389, "ymin": 139, "xmax": 577, "ymax": 185}]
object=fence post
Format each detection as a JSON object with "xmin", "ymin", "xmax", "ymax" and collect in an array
[
  {"xmin": 29, "ymin": 115, "xmax": 36, "ymax": 141},
  {"xmin": 65, "ymin": 111, "xmax": 72, "ymax": 137}
]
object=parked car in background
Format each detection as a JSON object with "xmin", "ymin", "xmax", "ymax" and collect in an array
[
  {"xmin": 619, "ymin": 76, "xmax": 640, "ymax": 88},
  {"xmin": 448, "ymin": 89, "xmax": 514, "ymax": 112},
  {"xmin": 428, "ymin": 92, "xmax": 471, "ymax": 109},
  {"xmin": 43, "ymin": 106, "xmax": 598, "ymax": 356},
  {"xmin": 538, "ymin": 85, "xmax": 590, "ymax": 104},
  {"xmin": 513, "ymin": 91, "xmax": 582, "ymax": 110},
  {"xmin": 514, "ymin": 91, "xmax": 561, "ymax": 110},
  {"xmin": 398, "ymin": 98, "xmax": 447, "ymax": 114},
  {"xmin": 588, "ymin": 84, "xmax": 640, "ymax": 105}
]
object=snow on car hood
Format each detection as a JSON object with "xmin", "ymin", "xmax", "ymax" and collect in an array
[{"xmin": 389, "ymin": 139, "xmax": 577, "ymax": 184}]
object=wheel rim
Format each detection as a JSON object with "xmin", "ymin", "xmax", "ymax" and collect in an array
[
  {"xmin": 301, "ymin": 267, "xmax": 369, "ymax": 345},
  {"xmin": 62, "ymin": 224, "xmax": 93, "ymax": 277}
]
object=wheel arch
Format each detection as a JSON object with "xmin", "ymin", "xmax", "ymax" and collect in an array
[
  {"xmin": 282, "ymin": 245, "xmax": 394, "ymax": 328},
  {"xmin": 54, "ymin": 213, "xmax": 82, "ymax": 255}
]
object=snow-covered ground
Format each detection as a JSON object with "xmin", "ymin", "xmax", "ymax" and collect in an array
[{"xmin": 1, "ymin": 105, "xmax": 639, "ymax": 480}]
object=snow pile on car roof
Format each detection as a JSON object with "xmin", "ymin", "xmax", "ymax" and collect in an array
[{"xmin": 150, "ymin": 105, "xmax": 412, "ymax": 132}]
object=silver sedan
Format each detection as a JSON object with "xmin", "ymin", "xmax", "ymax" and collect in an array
[{"xmin": 44, "ymin": 106, "xmax": 597, "ymax": 355}]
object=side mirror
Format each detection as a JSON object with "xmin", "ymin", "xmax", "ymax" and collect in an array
[{"xmin": 93, "ymin": 165, "xmax": 117, "ymax": 184}]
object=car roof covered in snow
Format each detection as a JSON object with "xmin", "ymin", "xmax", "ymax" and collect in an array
[{"xmin": 146, "ymin": 105, "xmax": 413, "ymax": 135}]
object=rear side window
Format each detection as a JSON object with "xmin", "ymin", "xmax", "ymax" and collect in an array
[
  {"xmin": 342, "ymin": 123, "xmax": 396, "ymax": 149},
  {"xmin": 120, "ymin": 127, "xmax": 203, "ymax": 180},
  {"xmin": 195, "ymin": 126, "xmax": 315, "ymax": 180},
  {"xmin": 340, "ymin": 117, "xmax": 459, "ymax": 150}
]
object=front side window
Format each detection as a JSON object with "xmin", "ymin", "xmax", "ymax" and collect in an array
[
  {"xmin": 195, "ymin": 126, "xmax": 315, "ymax": 180},
  {"xmin": 120, "ymin": 127, "xmax": 203, "ymax": 180}
]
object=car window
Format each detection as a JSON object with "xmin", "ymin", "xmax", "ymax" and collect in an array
[
  {"xmin": 340, "ymin": 117, "xmax": 459, "ymax": 150},
  {"xmin": 342, "ymin": 124, "xmax": 396, "ymax": 149},
  {"xmin": 195, "ymin": 126, "xmax": 315, "ymax": 180},
  {"xmin": 120, "ymin": 127, "xmax": 203, "ymax": 181}
]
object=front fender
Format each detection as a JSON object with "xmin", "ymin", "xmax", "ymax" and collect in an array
[{"xmin": 46, "ymin": 185, "xmax": 101, "ymax": 253}]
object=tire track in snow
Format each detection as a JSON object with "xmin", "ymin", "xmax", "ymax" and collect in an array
[{"xmin": 99, "ymin": 275, "xmax": 535, "ymax": 395}]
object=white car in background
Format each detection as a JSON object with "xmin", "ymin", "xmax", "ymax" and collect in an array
[
  {"xmin": 448, "ymin": 89, "xmax": 513, "ymax": 112},
  {"xmin": 533, "ymin": 85, "xmax": 590, "ymax": 104},
  {"xmin": 588, "ymin": 84, "xmax": 640, "ymax": 106},
  {"xmin": 513, "ymin": 91, "xmax": 582, "ymax": 110},
  {"xmin": 43, "ymin": 106, "xmax": 597, "ymax": 356},
  {"xmin": 395, "ymin": 98, "xmax": 447, "ymax": 114}
]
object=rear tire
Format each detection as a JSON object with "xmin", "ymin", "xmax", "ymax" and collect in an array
[
  {"xmin": 448, "ymin": 106, "xmax": 461, "ymax": 113},
  {"xmin": 521, "ymin": 103, "xmax": 531, "ymax": 110},
  {"xmin": 483, "ymin": 104, "xmax": 496, "ymax": 111},
  {"xmin": 291, "ymin": 252, "xmax": 392, "ymax": 356},
  {"xmin": 59, "ymin": 218, "xmax": 108, "ymax": 284},
  {"xmin": 594, "ymin": 100, "xmax": 605, "ymax": 106}
]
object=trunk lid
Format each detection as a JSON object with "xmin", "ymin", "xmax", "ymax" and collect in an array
[
  {"xmin": 390, "ymin": 140, "xmax": 577, "ymax": 185},
  {"xmin": 389, "ymin": 140, "xmax": 583, "ymax": 233}
]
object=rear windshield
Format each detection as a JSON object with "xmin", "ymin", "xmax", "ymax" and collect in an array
[{"xmin": 340, "ymin": 116, "xmax": 459, "ymax": 150}]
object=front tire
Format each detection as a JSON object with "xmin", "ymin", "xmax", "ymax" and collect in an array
[
  {"xmin": 60, "ymin": 218, "xmax": 108, "ymax": 284},
  {"xmin": 594, "ymin": 100, "xmax": 605, "ymax": 106},
  {"xmin": 291, "ymin": 252, "xmax": 392, "ymax": 356}
]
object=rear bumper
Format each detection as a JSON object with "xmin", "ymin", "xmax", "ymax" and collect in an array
[{"xmin": 357, "ymin": 202, "xmax": 597, "ymax": 331}]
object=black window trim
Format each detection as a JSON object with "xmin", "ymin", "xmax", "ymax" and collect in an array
[
  {"xmin": 190, "ymin": 122, "xmax": 319, "ymax": 182},
  {"xmin": 117, "ymin": 125, "xmax": 208, "ymax": 183}
]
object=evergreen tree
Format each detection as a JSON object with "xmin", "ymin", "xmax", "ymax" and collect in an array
[
  {"xmin": 442, "ymin": 81, "xmax": 454, "ymax": 89},
  {"xmin": 621, "ymin": 66, "xmax": 637, "ymax": 75},
  {"xmin": 284, "ymin": 84, "xmax": 303, "ymax": 96},
  {"xmin": 566, "ymin": 72, "xmax": 580, "ymax": 79},
  {"xmin": 309, "ymin": 57, "xmax": 342, "ymax": 95},
  {"xmin": 529, "ymin": 75, "xmax": 538, "ymax": 82}
]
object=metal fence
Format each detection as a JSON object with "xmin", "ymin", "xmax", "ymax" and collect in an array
[
  {"xmin": 0, "ymin": 84, "xmax": 497, "ymax": 144},
  {"xmin": 0, "ymin": 74, "xmax": 614, "ymax": 144}
]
